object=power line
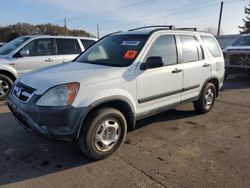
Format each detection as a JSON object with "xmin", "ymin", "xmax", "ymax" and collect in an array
[
  {"xmin": 50, "ymin": 0, "xmax": 247, "ymax": 36},
  {"xmin": 95, "ymin": 0, "xmax": 247, "ymax": 31},
  {"xmin": 66, "ymin": 0, "xmax": 158, "ymax": 21},
  {"xmin": 84, "ymin": 1, "xmax": 220, "ymax": 29}
]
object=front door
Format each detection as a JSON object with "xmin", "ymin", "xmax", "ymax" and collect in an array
[
  {"xmin": 15, "ymin": 38, "xmax": 58, "ymax": 74},
  {"xmin": 136, "ymin": 34, "xmax": 183, "ymax": 115}
]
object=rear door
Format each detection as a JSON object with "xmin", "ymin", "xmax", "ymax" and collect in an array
[
  {"xmin": 55, "ymin": 38, "xmax": 82, "ymax": 63},
  {"xmin": 15, "ymin": 38, "xmax": 57, "ymax": 74},
  {"xmin": 200, "ymin": 35, "xmax": 224, "ymax": 81},
  {"xmin": 178, "ymin": 34, "xmax": 211, "ymax": 101}
]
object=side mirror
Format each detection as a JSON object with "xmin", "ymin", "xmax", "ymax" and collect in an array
[
  {"xmin": 140, "ymin": 56, "xmax": 164, "ymax": 70},
  {"xmin": 20, "ymin": 49, "xmax": 30, "ymax": 57}
]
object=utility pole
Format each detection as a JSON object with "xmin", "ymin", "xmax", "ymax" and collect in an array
[
  {"xmin": 64, "ymin": 18, "xmax": 67, "ymax": 35},
  {"xmin": 97, "ymin": 24, "xmax": 100, "ymax": 39},
  {"xmin": 217, "ymin": 1, "xmax": 224, "ymax": 36}
]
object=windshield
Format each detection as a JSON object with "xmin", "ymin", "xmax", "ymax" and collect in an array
[
  {"xmin": 0, "ymin": 36, "xmax": 30, "ymax": 55},
  {"xmin": 75, "ymin": 34, "xmax": 148, "ymax": 67},
  {"xmin": 232, "ymin": 36, "xmax": 250, "ymax": 46}
]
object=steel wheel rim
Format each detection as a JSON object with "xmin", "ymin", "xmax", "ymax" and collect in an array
[
  {"xmin": 204, "ymin": 88, "xmax": 214, "ymax": 107},
  {"xmin": 0, "ymin": 80, "xmax": 10, "ymax": 97},
  {"xmin": 94, "ymin": 119, "xmax": 121, "ymax": 152}
]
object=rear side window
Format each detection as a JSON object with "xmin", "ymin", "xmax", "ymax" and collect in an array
[
  {"xmin": 201, "ymin": 36, "xmax": 221, "ymax": 57},
  {"xmin": 179, "ymin": 35, "xmax": 204, "ymax": 63},
  {"xmin": 56, "ymin": 39, "xmax": 80, "ymax": 55},
  {"xmin": 145, "ymin": 35, "xmax": 177, "ymax": 66},
  {"xmin": 81, "ymin": 39, "xmax": 96, "ymax": 49}
]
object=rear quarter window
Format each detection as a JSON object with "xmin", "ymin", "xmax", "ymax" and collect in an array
[{"xmin": 201, "ymin": 36, "xmax": 221, "ymax": 57}]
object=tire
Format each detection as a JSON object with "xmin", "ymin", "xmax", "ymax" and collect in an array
[
  {"xmin": 78, "ymin": 108, "xmax": 127, "ymax": 160},
  {"xmin": 194, "ymin": 82, "xmax": 216, "ymax": 114},
  {"xmin": 0, "ymin": 74, "xmax": 13, "ymax": 101}
]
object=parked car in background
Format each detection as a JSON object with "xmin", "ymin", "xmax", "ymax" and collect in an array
[
  {"xmin": 8, "ymin": 26, "xmax": 224, "ymax": 160},
  {"xmin": 0, "ymin": 35, "xmax": 97, "ymax": 101},
  {"xmin": 0, "ymin": 42, "xmax": 6, "ymax": 48},
  {"xmin": 223, "ymin": 34, "xmax": 250, "ymax": 77},
  {"xmin": 216, "ymin": 34, "xmax": 241, "ymax": 50}
]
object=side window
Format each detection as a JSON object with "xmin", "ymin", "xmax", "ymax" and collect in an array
[
  {"xmin": 179, "ymin": 35, "xmax": 203, "ymax": 63},
  {"xmin": 81, "ymin": 39, "xmax": 96, "ymax": 49},
  {"xmin": 201, "ymin": 36, "xmax": 221, "ymax": 57},
  {"xmin": 56, "ymin": 39, "xmax": 79, "ymax": 55},
  {"xmin": 145, "ymin": 35, "xmax": 177, "ymax": 66},
  {"xmin": 22, "ymin": 38, "xmax": 52, "ymax": 56}
]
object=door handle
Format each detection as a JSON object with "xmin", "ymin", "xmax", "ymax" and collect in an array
[
  {"xmin": 45, "ymin": 58, "xmax": 53, "ymax": 62},
  {"xmin": 203, "ymin": 63, "xmax": 211, "ymax": 67},
  {"xmin": 172, "ymin": 68, "xmax": 182, "ymax": 74}
]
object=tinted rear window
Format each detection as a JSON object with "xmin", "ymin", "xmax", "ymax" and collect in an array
[
  {"xmin": 81, "ymin": 39, "xmax": 96, "ymax": 49},
  {"xmin": 56, "ymin": 39, "xmax": 80, "ymax": 55}
]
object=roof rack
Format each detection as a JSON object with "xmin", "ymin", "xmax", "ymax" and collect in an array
[
  {"xmin": 128, "ymin": 25, "xmax": 175, "ymax": 32},
  {"xmin": 176, "ymin": 28, "xmax": 198, "ymax": 31}
]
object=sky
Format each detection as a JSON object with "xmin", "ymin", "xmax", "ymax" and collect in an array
[{"xmin": 0, "ymin": 0, "xmax": 248, "ymax": 36}]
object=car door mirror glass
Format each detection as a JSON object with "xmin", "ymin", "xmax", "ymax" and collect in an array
[
  {"xmin": 20, "ymin": 49, "xmax": 30, "ymax": 57},
  {"xmin": 141, "ymin": 56, "xmax": 164, "ymax": 70}
]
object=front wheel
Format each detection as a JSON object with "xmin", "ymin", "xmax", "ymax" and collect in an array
[
  {"xmin": 194, "ymin": 83, "xmax": 216, "ymax": 114},
  {"xmin": 78, "ymin": 108, "xmax": 127, "ymax": 160},
  {"xmin": 0, "ymin": 74, "xmax": 13, "ymax": 101}
]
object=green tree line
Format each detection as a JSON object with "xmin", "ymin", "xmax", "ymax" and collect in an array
[{"xmin": 0, "ymin": 23, "xmax": 94, "ymax": 42}]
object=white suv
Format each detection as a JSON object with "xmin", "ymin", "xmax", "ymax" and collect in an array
[
  {"xmin": 8, "ymin": 26, "xmax": 225, "ymax": 160},
  {"xmin": 0, "ymin": 35, "xmax": 97, "ymax": 101}
]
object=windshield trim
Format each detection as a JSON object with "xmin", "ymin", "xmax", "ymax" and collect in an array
[{"xmin": 232, "ymin": 36, "xmax": 250, "ymax": 46}]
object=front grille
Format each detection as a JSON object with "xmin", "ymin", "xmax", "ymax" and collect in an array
[
  {"xmin": 229, "ymin": 54, "xmax": 250, "ymax": 66},
  {"xmin": 12, "ymin": 82, "xmax": 36, "ymax": 102}
]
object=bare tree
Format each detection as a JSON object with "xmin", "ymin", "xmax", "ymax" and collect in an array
[{"xmin": 204, "ymin": 26, "xmax": 224, "ymax": 35}]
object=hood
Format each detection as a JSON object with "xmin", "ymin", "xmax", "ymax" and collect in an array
[
  {"xmin": 224, "ymin": 45, "xmax": 250, "ymax": 52},
  {"xmin": 19, "ymin": 62, "xmax": 128, "ymax": 95}
]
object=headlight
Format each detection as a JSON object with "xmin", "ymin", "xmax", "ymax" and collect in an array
[{"xmin": 36, "ymin": 83, "xmax": 79, "ymax": 106}]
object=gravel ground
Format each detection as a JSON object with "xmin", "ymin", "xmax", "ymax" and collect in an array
[{"xmin": 0, "ymin": 75, "xmax": 250, "ymax": 188}]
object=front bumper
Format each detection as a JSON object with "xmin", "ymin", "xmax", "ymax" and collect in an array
[
  {"xmin": 225, "ymin": 66, "xmax": 250, "ymax": 74},
  {"xmin": 8, "ymin": 92, "xmax": 88, "ymax": 141}
]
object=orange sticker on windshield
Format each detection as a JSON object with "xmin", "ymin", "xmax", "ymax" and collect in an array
[{"xmin": 124, "ymin": 50, "xmax": 138, "ymax": 60}]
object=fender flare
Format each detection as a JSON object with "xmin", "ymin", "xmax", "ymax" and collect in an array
[
  {"xmin": 0, "ymin": 65, "xmax": 19, "ymax": 80},
  {"xmin": 76, "ymin": 95, "xmax": 136, "ymax": 138},
  {"xmin": 198, "ymin": 77, "xmax": 220, "ymax": 99}
]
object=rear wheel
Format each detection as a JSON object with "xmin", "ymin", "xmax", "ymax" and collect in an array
[
  {"xmin": 194, "ymin": 83, "xmax": 216, "ymax": 114},
  {"xmin": 0, "ymin": 74, "xmax": 13, "ymax": 101},
  {"xmin": 78, "ymin": 108, "xmax": 127, "ymax": 160}
]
